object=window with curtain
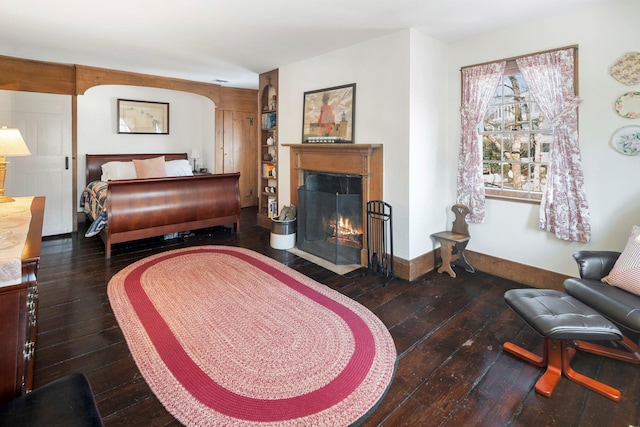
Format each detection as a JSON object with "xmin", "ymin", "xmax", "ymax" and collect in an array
[
  {"xmin": 481, "ymin": 61, "xmax": 552, "ymax": 202},
  {"xmin": 457, "ymin": 46, "xmax": 591, "ymax": 243}
]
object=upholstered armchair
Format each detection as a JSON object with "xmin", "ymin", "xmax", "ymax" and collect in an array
[{"xmin": 563, "ymin": 250, "xmax": 640, "ymax": 363}]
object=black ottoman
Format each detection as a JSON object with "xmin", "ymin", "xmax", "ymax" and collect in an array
[{"xmin": 503, "ymin": 289, "xmax": 623, "ymax": 401}]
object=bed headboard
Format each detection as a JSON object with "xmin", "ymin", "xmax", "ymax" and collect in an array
[{"xmin": 86, "ymin": 153, "xmax": 188, "ymax": 185}]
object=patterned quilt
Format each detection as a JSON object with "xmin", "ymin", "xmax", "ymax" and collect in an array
[{"xmin": 82, "ymin": 181, "xmax": 108, "ymax": 237}]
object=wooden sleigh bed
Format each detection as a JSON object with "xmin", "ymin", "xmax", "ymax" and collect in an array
[{"xmin": 84, "ymin": 153, "xmax": 241, "ymax": 259}]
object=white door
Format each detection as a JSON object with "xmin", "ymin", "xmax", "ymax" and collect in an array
[{"xmin": 0, "ymin": 90, "xmax": 73, "ymax": 236}]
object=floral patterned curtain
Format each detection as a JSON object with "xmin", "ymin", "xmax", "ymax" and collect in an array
[
  {"xmin": 457, "ymin": 62, "xmax": 505, "ymax": 223},
  {"xmin": 517, "ymin": 48, "xmax": 591, "ymax": 242}
]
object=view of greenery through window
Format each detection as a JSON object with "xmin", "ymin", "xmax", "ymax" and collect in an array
[{"xmin": 480, "ymin": 62, "xmax": 552, "ymax": 201}]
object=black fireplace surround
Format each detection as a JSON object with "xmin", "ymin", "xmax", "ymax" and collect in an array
[{"xmin": 297, "ymin": 172, "xmax": 363, "ymax": 265}]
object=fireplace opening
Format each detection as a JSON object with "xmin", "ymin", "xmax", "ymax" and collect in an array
[{"xmin": 297, "ymin": 172, "xmax": 363, "ymax": 265}]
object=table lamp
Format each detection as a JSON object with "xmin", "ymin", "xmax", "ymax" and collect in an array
[
  {"xmin": 190, "ymin": 148, "xmax": 201, "ymax": 173},
  {"xmin": 0, "ymin": 126, "xmax": 31, "ymax": 203}
]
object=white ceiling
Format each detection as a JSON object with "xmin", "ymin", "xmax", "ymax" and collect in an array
[{"xmin": 0, "ymin": 0, "xmax": 616, "ymax": 89}]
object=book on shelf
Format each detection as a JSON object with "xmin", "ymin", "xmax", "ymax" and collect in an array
[
  {"xmin": 268, "ymin": 197, "xmax": 277, "ymax": 218},
  {"xmin": 262, "ymin": 163, "xmax": 276, "ymax": 178}
]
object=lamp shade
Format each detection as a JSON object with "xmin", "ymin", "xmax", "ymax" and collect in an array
[
  {"xmin": 190, "ymin": 148, "xmax": 201, "ymax": 159},
  {"xmin": 0, "ymin": 127, "xmax": 30, "ymax": 156}
]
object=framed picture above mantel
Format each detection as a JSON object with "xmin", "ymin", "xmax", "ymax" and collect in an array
[
  {"xmin": 302, "ymin": 83, "xmax": 355, "ymax": 144},
  {"xmin": 117, "ymin": 99, "xmax": 169, "ymax": 134}
]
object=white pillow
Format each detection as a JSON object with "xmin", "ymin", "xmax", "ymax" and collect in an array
[
  {"xmin": 100, "ymin": 161, "xmax": 137, "ymax": 181},
  {"xmin": 165, "ymin": 159, "xmax": 194, "ymax": 177}
]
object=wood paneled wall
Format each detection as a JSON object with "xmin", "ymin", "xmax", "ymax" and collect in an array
[
  {"xmin": 0, "ymin": 55, "xmax": 75, "ymax": 94},
  {"xmin": 0, "ymin": 55, "xmax": 256, "ymax": 111},
  {"xmin": 217, "ymin": 87, "xmax": 259, "ymax": 112}
]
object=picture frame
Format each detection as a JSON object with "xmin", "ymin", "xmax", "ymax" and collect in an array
[
  {"xmin": 117, "ymin": 99, "xmax": 169, "ymax": 134},
  {"xmin": 302, "ymin": 83, "xmax": 355, "ymax": 143}
]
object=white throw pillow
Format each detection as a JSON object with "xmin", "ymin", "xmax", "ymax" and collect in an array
[
  {"xmin": 100, "ymin": 161, "xmax": 137, "ymax": 181},
  {"xmin": 602, "ymin": 225, "xmax": 640, "ymax": 296},
  {"xmin": 165, "ymin": 159, "xmax": 194, "ymax": 177}
]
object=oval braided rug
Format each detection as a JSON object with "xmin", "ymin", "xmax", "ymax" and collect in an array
[{"xmin": 108, "ymin": 246, "xmax": 397, "ymax": 426}]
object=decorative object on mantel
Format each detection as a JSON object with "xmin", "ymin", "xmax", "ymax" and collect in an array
[
  {"xmin": 611, "ymin": 125, "xmax": 640, "ymax": 156},
  {"xmin": 0, "ymin": 126, "xmax": 31, "ymax": 203},
  {"xmin": 610, "ymin": 52, "xmax": 640, "ymax": 85},
  {"xmin": 302, "ymin": 83, "xmax": 355, "ymax": 144},
  {"xmin": 615, "ymin": 92, "xmax": 640, "ymax": 119}
]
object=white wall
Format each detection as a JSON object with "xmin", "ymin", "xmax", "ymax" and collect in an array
[
  {"xmin": 77, "ymin": 85, "xmax": 215, "ymax": 208},
  {"xmin": 279, "ymin": 30, "xmax": 419, "ymax": 261},
  {"xmin": 408, "ymin": 29, "xmax": 449, "ymax": 257},
  {"xmin": 447, "ymin": 1, "xmax": 640, "ymax": 275}
]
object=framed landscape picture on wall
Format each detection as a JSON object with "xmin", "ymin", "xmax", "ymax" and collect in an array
[
  {"xmin": 117, "ymin": 99, "xmax": 170, "ymax": 134},
  {"xmin": 302, "ymin": 83, "xmax": 355, "ymax": 143}
]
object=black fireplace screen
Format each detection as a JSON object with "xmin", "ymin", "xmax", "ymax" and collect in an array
[{"xmin": 297, "ymin": 173, "xmax": 363, "ymax": 265}]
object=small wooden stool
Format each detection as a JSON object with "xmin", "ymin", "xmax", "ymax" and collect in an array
[{"xmin": 431, "ymin": 204, "xmax": 475, "ymax": 278}]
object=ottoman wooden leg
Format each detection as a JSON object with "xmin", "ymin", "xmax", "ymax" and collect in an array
[
  {"xmin": 503, "ymin": 338, "xmax": 621, "ymax": 401},
  {"xmin": 503, "ymin": 338, "xmax": 563, "ymax": 397},
  {"xmin": 503, "ymin": 341, "xmax": 546, "ymax": 367},
  {"xmin": 534, "ymin": 338, "xmax": 563, "ymax": 397}
]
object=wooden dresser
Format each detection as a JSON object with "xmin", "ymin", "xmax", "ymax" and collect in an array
[{"xmin": 0, "ymin": 196, "xmax": 45, "ymax": 403}]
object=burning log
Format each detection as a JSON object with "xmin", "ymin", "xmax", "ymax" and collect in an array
[{"xmin": 323, "ymin": 215, "xmax": 363, "ymax": 248}]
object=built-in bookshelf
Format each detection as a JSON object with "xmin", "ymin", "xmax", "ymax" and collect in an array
[{"xmin": 257, "ymin": 69, "xmax": 279, "ymax": 228}]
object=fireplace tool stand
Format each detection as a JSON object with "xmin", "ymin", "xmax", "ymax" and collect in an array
[{"xmin": 366, "ymin": 200, "xmax": 394, "ymax": 286}]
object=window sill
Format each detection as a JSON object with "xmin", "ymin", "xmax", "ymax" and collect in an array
[{"xmin": 485, "ymin": 189, "xmax": 541, "ymax": 205}]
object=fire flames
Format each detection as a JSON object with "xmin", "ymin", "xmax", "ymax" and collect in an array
[{"xmin": 324, "ymin": 214, "xmax": 363, "ymax": 247}]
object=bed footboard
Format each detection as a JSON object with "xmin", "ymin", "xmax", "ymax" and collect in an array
[{"xmin": 104, "ymin": 173, "xmax": 240, "ymax": 258}]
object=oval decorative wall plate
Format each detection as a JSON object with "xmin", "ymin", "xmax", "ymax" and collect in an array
[
  {"xmin": 614, "ymin": 92, "xmax": 640, "ymax": 119},
  {"xmin": 610, "ymin": 52, "xmax": 640, "ymax": 85},
  {"xmin": 611, "ymin": 125, "xmax": 640, "ymax": 156}
]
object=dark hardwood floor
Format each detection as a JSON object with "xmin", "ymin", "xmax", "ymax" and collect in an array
[{"xmin": 33, "ymin": 207, "xmax": 639, "ymax": 426}]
